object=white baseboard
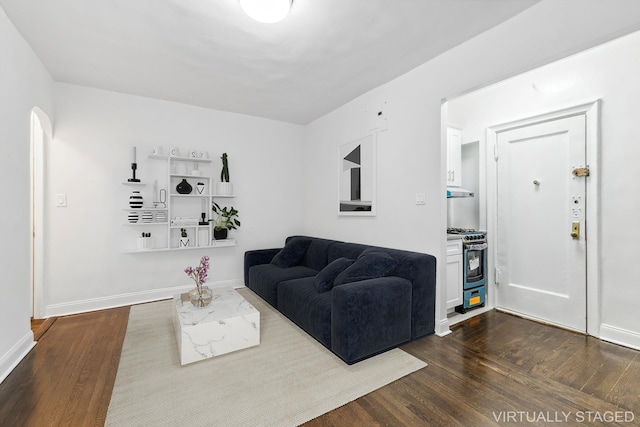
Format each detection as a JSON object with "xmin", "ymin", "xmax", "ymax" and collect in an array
[
  {"xmin": 435, "ymin": 317, "xmax": 451, "ymax": 337},
  {"xmin": 43, "ymin": 278, "xmax": 245, "ymax": 318},
  {"xmin": 0, "ymin": 331, "xmax": 35, "ymax": 385},
  {"xmin": 599, "ymin": 323, "xmax": 640, "ymax": 351}
]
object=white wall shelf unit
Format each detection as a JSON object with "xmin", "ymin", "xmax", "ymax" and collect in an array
[
  {"xmin": 122, "ymin": 154, "xmax": 237, "ymax": 253},
  {"xmin": 121, "ymin": 208, "xmax": 167, "ymax": 211},
  {"xmin": 122, "ymin": 239, "xmax": 237, "ymax": 254},
  {"xmin": 122, "ymin": 222, "xmax": 169, "ymax": 226}
]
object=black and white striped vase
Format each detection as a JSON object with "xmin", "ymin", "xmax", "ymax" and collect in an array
[
  {"xmin": 128, "ymin": 211, "xmax": 139, "ymax": 223},
  {"xmin": 155, "ymin": 210, "xmax": 167, "ymax": 223},
  {"xmin": 141, "ymin": 211, "xmax": 153, "ymax": 223},
  {"xmin": 129, "ymin": 191, "xmax": 143, "ymax": 209}
]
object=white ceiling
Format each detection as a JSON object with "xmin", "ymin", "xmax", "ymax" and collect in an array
[{"xmin": 1, "ymin": 0, "xmax": 539, "ymax": 124}]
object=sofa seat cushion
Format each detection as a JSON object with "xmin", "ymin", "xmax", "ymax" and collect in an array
[
  {"xmin": 334, "ymin": 251, "xmax": 398, "ymax": 286},
  {"xmin": 277, "ymin": 278, "xmax": 332, "ymax": 348},
  {"xmin": 247, "ymin": 264, "xmax": 318, "ymax": 308},
  {"xmin": 314, "ymin": 257, "xmax": 355, "ymax": 293},
  {"xmin": 271, "ymin": 237, "xmax": 312, "ymax": 268}
]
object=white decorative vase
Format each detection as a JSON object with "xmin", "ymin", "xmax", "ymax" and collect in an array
[
  {"xmin": 137, "ymin": 237, "xmax": 153, "ymax": 250},
  {"xmin": 216, "ymin": 182, "xmax": 233, "ymax": 196},
  {"xmin": 198, "ymin": 228, "xmax": 210, "ymax": 246},
  {"xmin": 196, "ymin": 183, "xmax": 205, "ymax": 195},
  {"xmin": 179, "ymin": 237, "xmax": 190, "ymax": 248}
]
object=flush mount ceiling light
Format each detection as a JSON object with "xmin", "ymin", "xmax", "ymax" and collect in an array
[{"xmin": 239, "ymin": 0, "xmax": 292, "ymax": 23}]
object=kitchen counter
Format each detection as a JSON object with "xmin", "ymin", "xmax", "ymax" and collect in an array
[{"xmin": 447, "ymin": 234, "xmax": 463, "ymax": 241}]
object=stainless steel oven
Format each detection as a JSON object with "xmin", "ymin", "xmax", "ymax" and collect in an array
[
  {"xmin": 463, "ymin": 241, "xmax": 487, "ymax": 290},
  {"xmin": 447, "ymin": 228, "xmax": 487, "ymax": 313}
]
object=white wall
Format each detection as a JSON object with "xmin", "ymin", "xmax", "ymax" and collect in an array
[
  {"xmin": 0, "ymin": 7, "xmax": 54, "ymax": 382},
  {"xmin": 44, "ymin": 83, "xmax": 306, "ymax": 316},
  {"xmin": 448, "ymin": 30, "xmax": 640, "ymax": 349},
  {"xmin": 304, "ymin": 82, "xmax": 439, "ymax": 251},
  {"xmin": 303, "ymin": 0, "xmax": 640, "ymax": 335}
]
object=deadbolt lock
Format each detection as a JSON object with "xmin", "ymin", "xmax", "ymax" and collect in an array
[
  {"xmin": 572, "ymin": 166, "xmax": 590, "ymax": 177},
  {"xmin": 571, "ymin": 221, "xmax": 580, "ymax": 238}
]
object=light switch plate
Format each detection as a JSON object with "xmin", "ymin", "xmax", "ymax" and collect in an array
[{"xmin": 415, "ymin": 193, "xmax": 426, "ymax": 205}]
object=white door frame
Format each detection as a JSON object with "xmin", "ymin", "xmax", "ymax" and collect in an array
[
  {"xmin": 486, "ymin": 101, "xmax": 601, "ymax": 337},
  {"xmin": 31, "ymin": 107, "xmax": 51, "ymax": 320}
]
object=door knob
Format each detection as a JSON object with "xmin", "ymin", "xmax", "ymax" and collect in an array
[{"xmin": 571, "ymin": 221, "xmax": 580, "ymax": 238}]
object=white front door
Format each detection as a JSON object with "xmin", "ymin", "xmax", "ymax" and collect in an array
[{"xmin": 495, "ymin": 114, "xmax": 587, "ymax": 332}]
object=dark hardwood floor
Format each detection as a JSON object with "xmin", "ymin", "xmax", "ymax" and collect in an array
[
  {"xmin": 1, "ymin": 307, "xmax": 638, "ymax": 426},
  {"xmin": 30, "ymin": 317, "xmax": 57, "ymax": 342},
  {"xmin": 0, "ymin": 307, "xmax": 129, "ymax": 427}
]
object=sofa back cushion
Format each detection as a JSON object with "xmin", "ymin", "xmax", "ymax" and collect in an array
[
  {"xmin": 328, "ymin": 242, "xmax": 368, "ymax": 263},
  {"xmin": 333, "ymin": 251, "xmax": 397, "ymax": 286},
  {"xmin": 287, "ymin": 236, "xmax": 338, "ymax": 271},
  {"xmin": 271, "ymin": 237, "xmax": 312, "ymax": 268}
]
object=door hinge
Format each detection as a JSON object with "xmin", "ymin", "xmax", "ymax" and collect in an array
[
  {"xmin": 572, "ymin": 165, "xmax": 590, "ymax": 177},
  {"xmin": 494, "ymin": 267, "xmax": 500, "ymax": 285},
  {"xmin": 494, "ymin": 143, "xmax": 498, "ymax": 161}
]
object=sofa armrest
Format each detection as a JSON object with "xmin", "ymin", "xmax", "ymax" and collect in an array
[
  {"xmin": 331, "ymin": 277, "xmax": 412, "ymax": 364},
  {"xmin": 244, "ymin": 248, "xmax": 281, "ymax": 286}
]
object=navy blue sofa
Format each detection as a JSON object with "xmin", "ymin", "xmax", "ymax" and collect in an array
[{"xmin": 244, "ymin": 236, "xmax": 436, "ymax": 364}]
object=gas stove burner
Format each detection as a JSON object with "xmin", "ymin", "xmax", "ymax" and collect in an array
[
  {"xmin": 447, "ymin": 228, "xmax": 487, "ymax": 243},
  {"xmin": 461, "ymin": 234, "xmax": 486, "ymax": 242},
  {"xmin": 447, "ymin": 228, "xmax": 482, "ymax": 234}
]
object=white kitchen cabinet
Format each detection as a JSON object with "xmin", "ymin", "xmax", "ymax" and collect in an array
[
  {"xmin": 446, "ymin": 238, "xmax": 463, "ymax": 309},
  {"xmin": 446, "ymin": 126, "xmax": 462, "ymax": 187}
]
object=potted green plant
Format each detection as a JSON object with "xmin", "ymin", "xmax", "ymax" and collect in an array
[
  {"xmin": 211, "ymin": 202, "xmax": 240, "ymax": 240},
  {"xmin": 216, "ymin": 153, "xmax": 233, "ymax": 195},
  {"xmin": 179, "ymin": 228, "xmax": 190, "ymax": 248}
]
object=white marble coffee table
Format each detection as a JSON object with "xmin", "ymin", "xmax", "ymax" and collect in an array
[{"xmin": 172, "ymin": 286, "xmax": 260, "ymax": 365}]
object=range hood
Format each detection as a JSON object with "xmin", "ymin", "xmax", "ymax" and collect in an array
[{"xmin": 447, "ymin": 187, "xmax": 474, "ymax": 198}]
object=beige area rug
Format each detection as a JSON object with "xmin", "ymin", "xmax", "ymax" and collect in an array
[{"xmin": 106, "ymin": 288, "xmax": 427, "ymax": 426}]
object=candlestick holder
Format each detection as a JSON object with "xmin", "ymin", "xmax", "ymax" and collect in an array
[
  {"xmin": 199, "ymin": 212, "xmax": 208, "ymax": 226},
  {"xmin": 128, "ymin": 162, "xmax": 140, "ymax": 182}
]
